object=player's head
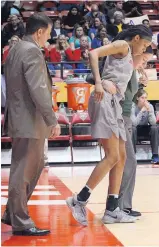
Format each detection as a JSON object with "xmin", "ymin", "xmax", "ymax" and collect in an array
[
  {"xmin": 113, "ymin": 24, "xmax": 152, "ymax": 56},
  {"xmin": 26, "ymin": 13, "xmax": 52, "ymax": 47},
  {"xmin": 133, "ymin": 45, "xmax": 153, "ymax": 69}
]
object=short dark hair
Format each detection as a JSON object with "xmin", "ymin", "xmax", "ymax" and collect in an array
[{"xmin": 26, "ymin": 13, "xmax": 53, "ymax": 35}]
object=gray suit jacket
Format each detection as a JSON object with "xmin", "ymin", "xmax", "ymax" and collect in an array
[{"xmin": 4, "ymin": 35, "xmax": 57, "ymax": 139}]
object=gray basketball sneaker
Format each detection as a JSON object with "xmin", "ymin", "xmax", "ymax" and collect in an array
[
  {"xmin": 102, "ymin": 207, "xmax": 137, "ymax": 224},
  {"xmin": 66, "ymin": 195, "xmax": 88, "ymax": 226}
]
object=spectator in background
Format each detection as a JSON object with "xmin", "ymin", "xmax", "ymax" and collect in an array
[
  {"xmin": 69, "ymin": 35, "xmax": 93, "ymax": 73},
  {"xmin": 73, "ymin": 35, "xmax": 92, "ymax": 61},
  {"xmin": 98, "ymin": 1, "xmax": 115, "ymax": 17},
  {"xmin": 75, "ymin": 49, "xmax": 91, "ymax": 73},
  {"xmin": 88, "ymin": 17, "xmax": 102, "ymax": 40},
  {"xmin": 50, "ymin": 34, "xmax": 74, "ymax": 70},
  {"xmin": 81, "ymin": 19, "xmax": 90, "ymax": 36},
  {"xmin": 2, "ymin": 35, "xmax": 21, "ymax": 63},
  {"xmin": 131, "ymin": 89, "xmax": 159, "ymax": 164},
  {"xmin": 69, "ymin": 24, "xmax": 91, "ymax": 50},
  {"xmin": 84, "ymin": 3, "xmax": 106, "ymax": 27},
  {"xmin": 114, "ymin": 1, "xmax": 124, "ymax": 12},
  {"xmin": 102, "ymin": 36, "xmax": 110, "ymax": 46},
  {"xmin": 91, "ymin": 26, "xmax": 110, "ymax": 49},
  {"xmin": 107, "ymin": 11, "xmax": 129, "ymax": 39},
  {"xmin": 2, "ymin": 15, "xmax": 25, "ymax": 48},
  {"xmin": 1, "ymin": 1, "xmax": 23, "ymax": 24},
  {"xmin": 63, "ymin": 6, "xmax": 83, "ymax": 34},
  {"xmin": 123, "ymin": 1, "xmax": 143, "ymax": 17},
  {"xmin": 79, "ymin": 1, "xmax": 92, "ymax": 16},
  {"xmin": 142, "ymin": 19, "xmax": 150, "ymax": 29},
  {"xmin": 108, "ymin": 1, "xmax": 125, "ymax": 22},
  {"xmin": 50, "ymin": 18, "xmax": 67, "ymax": 43}
]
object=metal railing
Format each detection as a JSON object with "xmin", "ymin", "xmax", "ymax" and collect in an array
[
  {"xmin": 47, "ymin": 60, "xmax": 91, "ymax": 79},
  {"xmin": 47, "ymin": 60, "xmax": 159, "ymax": 79}
]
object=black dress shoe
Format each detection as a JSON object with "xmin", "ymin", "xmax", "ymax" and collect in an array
[
  {"xmin": 1, "ymin": 218, "xmax": 11, "ymax": 226},
  {"xmin": 13, "ymin": 227, "xmax": 50, "ymax": 236},
  {"xmin": 124, "ymin": 209, "xmax": 142, "ymax": 217}
]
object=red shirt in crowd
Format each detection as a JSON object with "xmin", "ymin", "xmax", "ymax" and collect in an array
[
  {"xmin": 50, "ymin": 47, "xmax": 74, "ymax": 62},
  {"xmin": 72, "ymin": 48, "xmax": 92, "ymax": 61},
  {"xmin": 2, "ymin": 46, "xmax": 9, "ymax": 63}
]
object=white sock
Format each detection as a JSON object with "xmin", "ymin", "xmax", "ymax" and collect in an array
[{"xmin": 108, "ymin": 194, "xmax": 119, "ymax": 198}]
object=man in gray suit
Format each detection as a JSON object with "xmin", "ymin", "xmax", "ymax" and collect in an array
[{"xmin": 1, "ymin": 13, "xmax": 60, "ymax": 236}]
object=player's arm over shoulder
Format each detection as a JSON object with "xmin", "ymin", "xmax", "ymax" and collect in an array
[{"xmin": 89, "ymin": 40, "xmax": 129, "ymax": 59}]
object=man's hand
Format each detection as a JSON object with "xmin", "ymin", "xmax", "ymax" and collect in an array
[
  {"xmin": 138, "ymin": 67, "xmax": 149, "ymax": 87},
  {"xmin": 50, "ymin": 124, "xmax": 61, "ymax": 139},
  {"xmin": 102, "ymin": 80, "xmax": 117, "ymax": 95},
  {"xmin": 139, "ymin": 75, "xmax": 148, "ymax": 87}
]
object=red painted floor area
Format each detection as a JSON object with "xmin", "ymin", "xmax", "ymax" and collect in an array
[{"xmin": 1, "ymin": 168, "xmax": 123, "ymax": 246}]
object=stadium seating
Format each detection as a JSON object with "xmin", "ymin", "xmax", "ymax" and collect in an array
[{"xmin": 70, "ymin": 112, "xmax": 102, "ymax": 162}]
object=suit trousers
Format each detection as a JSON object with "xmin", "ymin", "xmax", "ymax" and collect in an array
[
  {"xmin": 44, "ymin": 139, "xmax": 48, "ymax": 163},
  {"xmin": 2, "ymin": 137, "xmax": 45, "ymax": 231},
  {"xmin": 119, "ymin": 116, "xmax": 137, "ymax": 210}
]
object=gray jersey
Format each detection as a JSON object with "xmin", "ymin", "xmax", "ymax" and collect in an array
[
  {"xmin": 102, "ymin": 46, "xmax": 133, "ymax": 100},
  {"xmin": 89, "ymin": 45, "xmax": 134, "ymax": 141}
]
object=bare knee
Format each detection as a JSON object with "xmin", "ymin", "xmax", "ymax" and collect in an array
[
  {"xmin": 107, "ymin": 152, "xmax": 120, "ymax": 168},
  {"xmin": 106, "ymin": 149, "xmax": 126, "ymax": 169}
]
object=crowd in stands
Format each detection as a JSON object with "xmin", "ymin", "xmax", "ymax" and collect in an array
[{"xmin": 1, "ymin": 1, "xmax": 159, "ymax": 73}]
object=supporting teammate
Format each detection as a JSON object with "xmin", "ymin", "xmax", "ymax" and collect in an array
[{"xmin": 66, "ymin": 25, "xmax": 152, "ymax": 225}]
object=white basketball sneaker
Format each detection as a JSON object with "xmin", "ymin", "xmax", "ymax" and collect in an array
[
  {"xmin": 66, "ymin": 195, "xmax": 88, "ymax": 226},
  {"xmin": 102, "ymin": 207, "xmax": 137, "ymax": 224}
]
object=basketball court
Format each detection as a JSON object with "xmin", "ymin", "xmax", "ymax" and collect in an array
[{"xmin": 1, "ymin": 164, "xmax": 159, "ymax": 246}]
